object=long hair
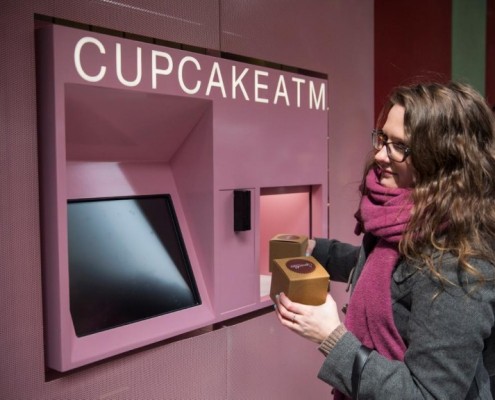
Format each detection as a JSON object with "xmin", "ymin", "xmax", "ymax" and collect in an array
[{"xmin": 379, "ymin": 82, "xmax": 495, "ymax": 282}]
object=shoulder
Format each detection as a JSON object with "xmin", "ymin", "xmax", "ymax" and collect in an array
[
  {"xmin": 434, "ymin": 254, "xmax": 494, "ymax": 287},
  {"xmin": 399, "ymin": 253, "xmax": 495, "ymax": 301}
]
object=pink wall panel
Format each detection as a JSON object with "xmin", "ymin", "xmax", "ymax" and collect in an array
[
  {"xmin": 220, "ymin": 0, "xmax": 375, "ymax": 245},
  {"xmin": 0, "ymin": 0, "xmax": 373, "ymax": 398},
  {"xmin": 220, "ymin": 0, "xmax": 335, "ymax": 73},
  {"xmin": 228, "ymin": 311, "xmax": 333, "ymax": 399},
  {"xmin": 40, "ymin": 0, "xmax": 221, "ymax": 50},
  {"xmin": 323, "ymin": 1, "xmax": 375, "ymax": 246}
]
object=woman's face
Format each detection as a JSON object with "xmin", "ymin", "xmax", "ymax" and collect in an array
[{"xmin": 374, "ymin": 105, "xmax": 415, "ymax": 189}]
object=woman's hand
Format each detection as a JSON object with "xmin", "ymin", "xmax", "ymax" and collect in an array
[
  {"xmin": 274, "ymin": 292, "xmax": 342, "ymax": 344},
  {"xmin": 306, "ymin": 239, "xmax": 316, "ymax": 256}
]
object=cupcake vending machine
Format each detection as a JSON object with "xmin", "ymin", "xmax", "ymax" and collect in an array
[{"xmin": 36, "ymin": 24, "xmax": 328, "ymax": 371}]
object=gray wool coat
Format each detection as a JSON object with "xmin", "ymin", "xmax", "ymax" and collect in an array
[{"xmin": 312, "ymin": 234, "xmax": 495, "ymax": 399}]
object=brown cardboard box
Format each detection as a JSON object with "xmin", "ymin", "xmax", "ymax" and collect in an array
[
  {"xmin": 270, "ymin": 256, "xmax": 330, "ymax": 305},
  {"xmin": 269, "ymin": 234, "xmax": 308, "ymax": 272}
]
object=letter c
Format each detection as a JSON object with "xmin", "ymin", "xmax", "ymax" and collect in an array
[
  {"xmin": 74, "ymin": 37, "xmax": 106, "ymax": 82},
  {"xmin": 178, "ymin": 56, "xmax": 201, "ymax": 94}
]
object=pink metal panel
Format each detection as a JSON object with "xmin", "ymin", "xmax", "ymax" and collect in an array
[
  {"xmin": 221, "ymin": 0, "xmax": 375, "ymax": 245},
  {"xmin": 44, "ymin": 0, "xmax": 221, "ymax": 50},
  {"xmin": 1, "ymin": 1, "xmax": 373, "ymax": 398},
  {"xmin": 228, "ymin": 311, "xmax": 333, "ymax": 399},
  {"xmin": 216, "ymin": 189, "xmax": 257, "ymax": 315},
  {"xmin": 65, "ymin": 85, "xmax": 212, "ymax": 162},
  {"xmin": 171, "ymin": 101, "xmax": 216, "ymax": 296},
  {"xmin": 213, "ymin": 96, "xmax": 328, "ymax": 189},
  {"xmin": 221, "ymin": 0, "xmax": 334, "ymax": 72},
  {"xmin": 37, "ymin": 24, "xmax": 328, "ymax": 371}
]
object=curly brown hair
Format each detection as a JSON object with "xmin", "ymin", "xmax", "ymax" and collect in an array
[{"xmin": 378, "ymin": 82, "xmax": 495, "ymax": 283}]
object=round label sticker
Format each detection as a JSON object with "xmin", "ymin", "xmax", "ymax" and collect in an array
[
  {"xmin": 278, "ymin": 234, "xmax": 300, "ymax": 240},
  {"xmin": 286, "ymin": 259, "xmax": 315, "ymax": 274}
]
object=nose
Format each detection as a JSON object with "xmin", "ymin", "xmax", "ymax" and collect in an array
[{"xmin": 374, "ymin": 145, "xmax": 389, "ymax": 163}]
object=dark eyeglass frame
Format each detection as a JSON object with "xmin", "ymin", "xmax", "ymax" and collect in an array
[{"xmin": 371, "ymin": 129, "xmax": 411, "ymax": 163}]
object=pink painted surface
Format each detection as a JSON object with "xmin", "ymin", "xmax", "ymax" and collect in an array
[
  {"xmin": 37, "ymin": 24, "xmax": 328, "ymax": 371},
  {"xmin": 1, "ymin": 1, "xmax": 373, "ymax": 398},
  {"xmin": 216, "ymin": 189, "xmax": 258, "ymax": 314}
]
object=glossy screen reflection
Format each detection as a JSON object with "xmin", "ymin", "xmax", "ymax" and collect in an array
[{"xmin": 67, "ymin": 195, "xmax": 201, "ymax": 337}]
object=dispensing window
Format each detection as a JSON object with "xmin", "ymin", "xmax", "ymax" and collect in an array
[{"xmin": 259, "ymin": 186, "xmax": 312, "ymax": 298}]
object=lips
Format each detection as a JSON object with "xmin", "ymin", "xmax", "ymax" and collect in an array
[{"xmin": 375, "ymin": 164, "xmax": 396, "ymax": 176}]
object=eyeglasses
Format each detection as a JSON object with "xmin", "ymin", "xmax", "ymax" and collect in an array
[{"xmin": 372, "ymin": 129, "xmax": 411, "ymax": 163}]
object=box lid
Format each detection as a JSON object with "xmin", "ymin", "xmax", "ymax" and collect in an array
[{"xmin": 270, "ymin": 234, "xmax": 308, "ymax": 244}]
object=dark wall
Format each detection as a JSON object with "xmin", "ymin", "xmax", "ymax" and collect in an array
[
  {"xmin": 374, "ymin": 0, "xmax": 452, "ymax": 119},
  {"xmin": 375, "ymin": 0, "xmax": 495, "ymax": 117},
  {"xmin": 487, "ymin": 0, "xmax": 495, "ymax": 108}
]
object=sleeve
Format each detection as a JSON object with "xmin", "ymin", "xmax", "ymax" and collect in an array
[
  {"xmin": 311, "ymin": 238, "xmax": 360, "ymax": 283},
  {"xmin": 317, "ymin": 260, "xmax": 495, "ymax": 399}
]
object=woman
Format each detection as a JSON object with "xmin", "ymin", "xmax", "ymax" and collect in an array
[{"xmin": 275, "ymin": 82, "xmax": 495, "ymax": 399}]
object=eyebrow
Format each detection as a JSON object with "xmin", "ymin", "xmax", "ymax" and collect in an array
[{"xmin": 380, "ymin": 129, "xmax": 406, "ymax": 144}]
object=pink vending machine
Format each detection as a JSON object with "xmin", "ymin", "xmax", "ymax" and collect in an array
[{"xmin": 36, "ymin": 24, "xmax": 328, "ymax": 372}]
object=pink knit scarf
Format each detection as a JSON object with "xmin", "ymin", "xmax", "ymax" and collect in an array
[
  {"xmin": 334, "ymin": 169, "xmax": 412, "ymax": 400},
  {"xmin": 346, "ymin": 168, "xmax": 412, "ymax": 360}
]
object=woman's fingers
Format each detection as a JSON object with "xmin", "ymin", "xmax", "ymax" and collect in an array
[
  {"xmin": 306, "ymin": 239, "xmax": 316, "ymax": 255},
  {"xmin": 275, "ymin": 293, "xmax": 342, "ymax": 343},
  {"xmin": 277, "ymin": 292, "xmax": 304, "ymax": 319}
]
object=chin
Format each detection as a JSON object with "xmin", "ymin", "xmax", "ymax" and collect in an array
[{"xmin": 378, "ymin": 175, "xmax": 399, "ymax": 189}]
